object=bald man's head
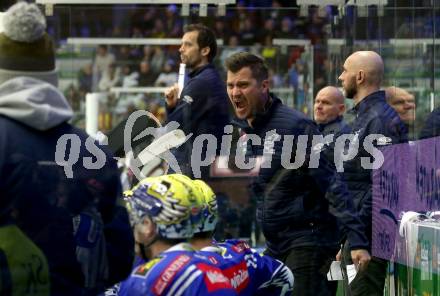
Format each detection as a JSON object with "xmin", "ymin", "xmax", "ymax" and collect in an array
[
  {"xmin": 339, "ymin": 51, "xmax": 384, "ymax": 101},
  {"xmin": 385, "ymin": 86, "xmax": 416, "ymax": 124},
  {"xmin": 314, "ymin": 86, "xmax": 346, "ymax": 124}
]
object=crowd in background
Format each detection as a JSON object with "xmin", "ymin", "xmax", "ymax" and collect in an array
[
  {"xmin": 57, "ymin": 2, "xmax": 439, "ymax": 124},
  {"xmin": 63, "ymin": 4, "xmax": 327, "ymax": 118}
]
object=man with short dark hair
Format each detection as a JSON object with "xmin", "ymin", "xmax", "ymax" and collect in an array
[
  {"xmin": 225, "ymin": 52, "xmax": 370, "ymax": 296},
  {"xmin": 165, "ymin": 24, "xmax": 230, "ymax": 178}
]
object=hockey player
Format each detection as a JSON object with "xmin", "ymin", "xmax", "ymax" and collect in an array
[
  {"xmin": 116, "ymin": 175, "xmax": 237, "ymax": 296},
  {"xmin": 191, "ymin": 179, "xmax": 294, "ymax": 296}
]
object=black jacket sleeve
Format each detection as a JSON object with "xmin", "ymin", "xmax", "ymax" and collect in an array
[{"xmin": 305, "ymin": 123, "xmax": 370, "ymax": 250}]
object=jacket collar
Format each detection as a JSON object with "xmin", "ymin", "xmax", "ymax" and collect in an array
[
  {"xmin": 242, "ymin": 93, "xmax": 281, "ymax": 133},
  {"xmin": 317, "ymin": 115, "xmax": 343, "ymax": 132},
  {"xmin": 351, "ymin": 90, "xmax": 385, "ymax": 114},
  {"xmin": 188, "ymin": 63, "xmax": 213, "ymax": 78}
]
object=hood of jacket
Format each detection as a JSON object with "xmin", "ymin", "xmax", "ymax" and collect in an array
[{"xmin": 0, "ymin": 76, "xmax": 73, "ymax": 131}]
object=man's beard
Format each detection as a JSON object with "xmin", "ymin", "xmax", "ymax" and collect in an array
[
  {"xmin": 344, "ymin": 80, "xmax": 356, "ymax": 99},
  {"xmin": 185, "ymin": 55, "xmax": 202, "ymax": 69}
]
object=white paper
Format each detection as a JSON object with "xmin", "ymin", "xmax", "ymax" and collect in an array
[
  {"xmin": 346, "ymin": 264, "xmax": 358, "ymax": 284},
  {"xmin": 177, "ymin": 63, "xmax": 186, "ymax": 99},
  {"xmin": 327, "ymin": 261, "xmax": 343, "ymax": 281},
  {"xmin": 85, "ymin": 93, "xmax": 100, "ymax": 137}
]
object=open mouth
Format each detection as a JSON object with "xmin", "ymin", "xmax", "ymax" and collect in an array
[{"xmin": 234, "ymin": 99, "xmax": 247, "ymax": 112}]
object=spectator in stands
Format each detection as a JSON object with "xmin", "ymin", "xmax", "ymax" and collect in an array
[
  {"xmin": 240, "ymin": 18, "xmax": 259, "ymax": 46},
  {"xmin": 307, "ymin": 8, "xmax": 326, "ymax": 44},
  {"xmin": 140, "ymin": 45, "xmax": 153, "ymax": 62},
  {"xmin": 268, "ymin": 67, "xmax": 284, "ymax": 88},
  {"xmin": 78, "ymin": 63, "xmax": 93, "ymax": 95},
  {"xmin": 149, "ymin": 46, "xmax": 166, "ymax": 74},
  {"xmin": 93, "ymin": 44, "xmax": 115, "ymax": 77},
  {"xmin": 65, "ymin": 83, "xmax": 82, "ymax": 112},
  {"xmin": 120, "ymin": 64, "xmax": 138, "ymax": 87},
  {"xmin": 155, "ymin": 59, "xmax": 178, "ymax": 87},
  {"xmin": 219, "ymin": 35, "xmax": 244, "ymax": 72},
  {"xmin": 214, "ymin": 19, "xmax": 232, "ymax": 44},
  {"xmin": 114, "ymin": 45, "xmax": 137, "ymax": 68},
  {"xmin": 164, "ymin": 24, "xmax": 230, "ymax": 178},
  {"xmin": 98, "ymin": 63, "xmax": 121, "ymax": 91},
  {"xmin": 259, "ymin": 18, "xmax": 277, "ymax": 44},
  {"xmin": 277, "ymin": 16, "xmax": 295, "ymax": 39},
  {"xmin": 131, "ymin": 25, "xmax": 143, "ymax": 38},
  {"xmin": 137, "ymin": 8, "xmax": 155, "ymax": 37},
  {"xmin": 338, "ymin": 51, "xmax": 407, "ymax": 295},
  {"xmin": 261, "ymin": 34, "xmax": 277, "ymax": 67},
  {"xmin": 0, "ymin": 3, "xmax": 134, "ymax": 294},
  {"xmin": 287, "ymin": 61, "xmax": 306, "ymax": 109},
  {"xmin": 136, "ymin": 60, "xmax": 157, "ymax": 86},
  {"xmin": 164, "ymin": 4, "xmax": 182, "ymax": 37},
  {"xmin": 151, "ymin": 19, "xmax": 166, "ymax": 38}
]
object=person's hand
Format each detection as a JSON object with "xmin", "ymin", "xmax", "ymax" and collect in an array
[
  {"xmin": 335, "ymin": 249, "xmax": 342, "ymax": 261},
  {"xmin": 350, "ymin": 249, "xmax": 371, "ymax": 272},
  {"xmin": 164, "ymin": 83, "xmax": 179, "ymax": 108}
]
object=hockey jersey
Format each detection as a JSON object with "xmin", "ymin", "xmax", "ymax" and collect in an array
[
  {"xmin": 198, "ymin": 239, "xmax": 294, "ymax": 296},
  {"xmin": 117, "ymin": 243, "xmax": 237, "ymax": 296}
]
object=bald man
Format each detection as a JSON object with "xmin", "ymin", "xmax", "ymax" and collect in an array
[
  {"xmin": 313, "ymin": 86, "xmax": 350, "ymax": 169},
  {"xmin": 385, "ymin": 86, "xmax": 416, "ymax": 124},
  {"xmin": 314, "ymin": 86, "xmax": 348, "ymax": 135},
  {"xmin": 338, "ymin": 51, "xmax": 407, "ymax": 296},
  {"xmin": 386, "ymin": 86, "xmax": 416, "ymax": 139}
]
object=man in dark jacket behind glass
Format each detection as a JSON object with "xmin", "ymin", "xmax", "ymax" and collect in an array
[
  {"xmin": 225, "ymin": 52, "xmax": 371, "ymax": 296},
  {"xmin": 313, "ymin": 86, "xmax": 351, "ymax": 164},
  {"xmin": 314, "ymin": 86, "xmax": 349, "ymax": 136},
  {"xmin": 165, "ymin": 24, "xmax": 230, "ymax": 178},
  {"xmin": 338, "ymin": 51, "xmax": 407, "ymax": 296}
]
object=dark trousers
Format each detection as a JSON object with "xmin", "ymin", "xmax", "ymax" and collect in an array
[
  {"xmin": 267, "ymin": 246, "xmax": 338, "ymax": 296},
  {"xmin": 341, "ymin": 242, "xmax": 387, "ymax": 296}
]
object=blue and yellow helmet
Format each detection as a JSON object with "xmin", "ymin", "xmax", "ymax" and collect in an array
[
  {"xmin": 124, "ymin": 175, "xmax": 202, "ymax": 239},
  {"xmin": 192, "ymin": 179, "xmax": 218, "ymax": 233}
]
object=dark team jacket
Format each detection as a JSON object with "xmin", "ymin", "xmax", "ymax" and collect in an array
[
  {"xmin": 166, "ymin": 63, "xmax": 230, "ymax": 177},
  {"xmin": 241, "ymin": 94, "xmax": 369, "ymax": 256},
  {"xmin": 343, "ymin": 90, "xmax": 407, "ymax": 244},
  {"xmin": 419, "ymin": 106, "xmax": 440, "ymax": 140}
]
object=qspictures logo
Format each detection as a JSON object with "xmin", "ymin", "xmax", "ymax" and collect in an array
[{"xmin": 55, "ymin": 110, "xmax": 390, "ymax": 180}]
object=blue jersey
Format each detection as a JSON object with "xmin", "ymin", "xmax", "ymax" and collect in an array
[
  {"xmin": 198, "ymin": 239, "xmax": 294, "ymax": 296},
  {"xmin": 117, "ymin": 243, "xmax": 236, "ymax": 296}
]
